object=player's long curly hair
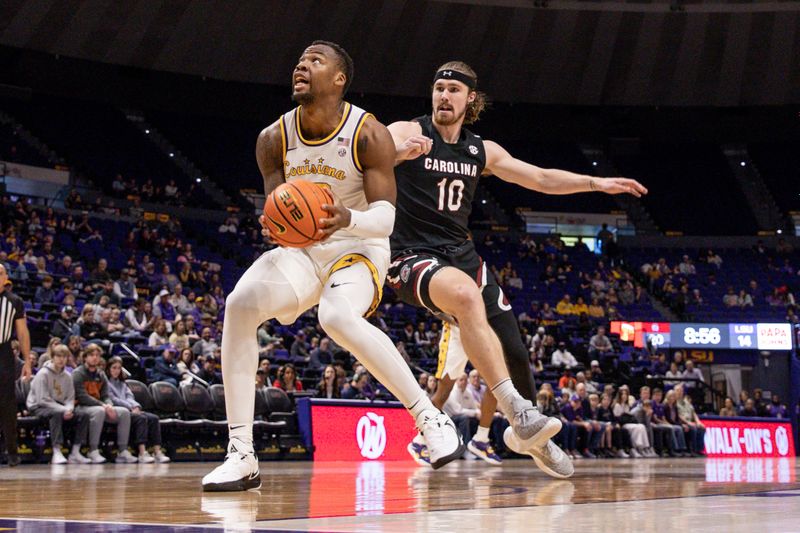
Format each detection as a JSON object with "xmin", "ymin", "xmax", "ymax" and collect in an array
[{"xmin": 436, "ymin": 61, "xmax": 488, "ymax": 125}]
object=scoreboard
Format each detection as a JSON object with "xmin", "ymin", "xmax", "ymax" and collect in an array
[{"xmin": 609, "ymin": 322, "xmax": 794, "ymax": 351}]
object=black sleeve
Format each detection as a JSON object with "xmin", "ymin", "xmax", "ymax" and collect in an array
[{"xmin": 12, "ymin": 294, "xmax": 25, "ymax": 319}]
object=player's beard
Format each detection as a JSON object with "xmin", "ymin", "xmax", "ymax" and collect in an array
[
  {"xmin": 434, "ymin": 105, "xmax": 466, "ymax": 126},
  {"xmin": 292, "ymin": 91, "xmax": 314, "ymax": 105}
]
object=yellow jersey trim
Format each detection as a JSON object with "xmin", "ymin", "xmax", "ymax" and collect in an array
[
  {"xmin": 296, "ymin": 102, "xmax": 352, "ymax": 146},
  {"xmin": 326, "ymin": 253, "xmax": 382, "ymax": 317},
  {"xmin": 352, "ymin": 112, "xmax": 374, "ymax": 173},
  {"xmin": 279, "ymin": 115, "xmax": 288, "ymax": 164},
  {"xmin": 435, "ymin": 322, "xmax": 452, "ymax": 380}
]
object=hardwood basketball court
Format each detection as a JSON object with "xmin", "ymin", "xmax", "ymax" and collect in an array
[{"xmin": 0, "ymin": 458, "xmax": 798, "ymax": 532}]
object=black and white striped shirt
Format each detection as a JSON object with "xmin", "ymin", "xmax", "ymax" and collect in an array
[{"xmin": 0, "ymin": 290, "xmax": 25, "ymax": 344}]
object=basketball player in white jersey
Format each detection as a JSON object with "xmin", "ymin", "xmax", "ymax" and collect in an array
[
  {"xmin": 388, "ymin": 62, "xmax": 647, "ymax": 478},
  {"xmin": 202, "ymin": 41, "xmax": 470, "ymax": 491}
]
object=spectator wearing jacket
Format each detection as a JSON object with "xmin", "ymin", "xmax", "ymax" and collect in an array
[
  {"xmin": 26, "ymin": 345, "xmax": 87, "ymax": 464},
  {"xmin": 105, "ymin": 357, "xmax": 170, "ymax": 463},
  {"xmin": 151, "ymin": 346, "xmax": 182, "ymax": 386},
  {"xmin": 72, "ymin": 343, "xmax": 136, "ymax": 463}
]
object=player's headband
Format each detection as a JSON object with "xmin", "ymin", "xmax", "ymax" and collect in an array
[{"xmin": 433, "ymin": 69, "xmax": 477, "ymax": 90}]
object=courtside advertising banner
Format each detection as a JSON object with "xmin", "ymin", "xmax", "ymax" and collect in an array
[
  {"xmin": 702, "ymin": 418, "xmax": 795, "ymax": 458},
  {"xmin": 310, "ymin": 403, "xmax": 418, "ymax": 461}
]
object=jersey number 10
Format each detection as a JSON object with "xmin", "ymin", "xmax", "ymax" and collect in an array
[{"xmin": 437, "ymin": 178, "xmax": 465, "ymax": 212}]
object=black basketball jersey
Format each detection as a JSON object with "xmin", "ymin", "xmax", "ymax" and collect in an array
[{"xmin": 391, "ymin": 115, "xmax": 486, "ymax": 252}]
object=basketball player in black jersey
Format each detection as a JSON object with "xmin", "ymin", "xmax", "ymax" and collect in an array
[{"xmin": 387, "ymin": 61, "xmax": 647, "ymax": 478}]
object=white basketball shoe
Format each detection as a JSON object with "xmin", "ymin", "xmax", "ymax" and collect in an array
[
  {"xmin": 418, "ymin": 411, "xmax": 464, "ymax": 470},
  {"xmin": 202, "ymin": 440, "xmax": 261, "ymax": 492}
]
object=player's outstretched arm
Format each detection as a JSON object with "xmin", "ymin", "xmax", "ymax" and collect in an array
[
  {"xmin": 387, "ymin": 121, "xmax": 432, "ymax": 165},
  {"xmin": 317, "ymin": 117, "xmax": 398, "ymax": 239},
  {"xmin": 255, "ymin": 121, "xmax": 286, "ymax": 238},
  {"xmin": 483, "ymin": 140, "xmax": 648, "ymax": 197}
]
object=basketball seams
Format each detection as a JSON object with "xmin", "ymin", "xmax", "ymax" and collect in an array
[
  {"xmin": 267, "ymin": 188, "xmax": 308, "ymax": 246},
  {"xmin": 287, "ymin": 182, "xmax": 319, "ymax": 238}
]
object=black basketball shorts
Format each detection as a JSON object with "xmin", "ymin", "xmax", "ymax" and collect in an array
[{"xmin": 387, "ymin": 242, "xmax": 512, "ymax": 323}]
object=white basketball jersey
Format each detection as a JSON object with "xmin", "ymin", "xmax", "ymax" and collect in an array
[{"xmin": 280, "ymin": 102, "xmax": 376, "ymax": 243}]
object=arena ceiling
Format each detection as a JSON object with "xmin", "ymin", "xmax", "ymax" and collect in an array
[{"xmin": 1, "ymin": 0, "xmax": 799, "ymax": 106}]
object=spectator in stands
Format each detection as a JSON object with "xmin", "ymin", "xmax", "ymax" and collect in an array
[
  {"xmin": 719, "ymin": 397, "xmax": 737, "ymax": 417},
  {"xmin": 191, "ymin": 327, "xmax": 218, "ymax": 359},
  {"xmin": 612, "ymin": 385, "xmax": 648, "ymax": 458},
  {"xmin": 588, "ymin": 326, "xmax": 613, "ymax": 359},
  {"xmin": 585, "ymin": 393, "xmax": 614, "ymax": 457},
  {"xmin": 106, "ymin": 356, "xmax": 170, "ymax": 463},
  {"xmin": 290, "ymin": 331, "xmax": 309, "ymax": 361},
  {"xmin": 768, "ymin": 394, "xmax": 788, "ymax": 418},
  {"xmin": 740, "ymin": 398, "xmax": 759, "ymax": 417},
  {"xmin": 72, "ymin": 343, "xmax": 136, "ymax": 463},
  {"xmin": 556, "ymin": 294, "xmax": 574, "ymax": 315},
  {"xmin": 178, "ymin": 262, "xmax": 196, "ymax": 288},
  {"xmin": 652, "ymin": 387, "xmax": 684, "ymax": 457},
  {"xmin": 168, "ymin": 320, "xmax": 190, "ymax": 351},
  {"xmin": 596, "ymin": 223, "xmax": 614, "ymax": 255},
  {"xmin": 587, "ymin": 298, "xmax": 605, "ymax": 319},
  {"xmin": 682, "ymin": 360, "xmax": 704, "ymax": 389},
  {"xmin": 169, "ymin": 284, "xmax": 190, "ymax": 315},
  {"xmin": 650, "ymin": 353, "xmax": 668, "ymax": 376},
  {"xmin": 93, "ymin": 280, "xmax": 120, "ymax": 308},
  {"xmin": 26, "ymin": 345, "xmax": 85, "ymax": 464},
  {"xmin": 341, "ymin": 370, "xmax": 375, "ymax": 400},
  {"xmin": 308, "ymin": 337, "xmax": 332, "ymax": 369},
  {"xmin": 663, "ymin": 362, "xmax": 682, "ymax": 387},
  {"xmin": 151, "ymin": 346, "xmax": 182, "ymax": 387},
  {"xmin": 78, "ymin": 304, "xmax": 104, "ymax": 340},
  {"xmin": 51, "ymin": 305, "xmax": 78, "ymax": 340},
  {"xmin": 589, "ymin": 360, "xmax": 603, "ymax": 382},
  {"xmin": 706, "ymin": 249, "xmax": 723, "ymax": 268},
  {"xmin": 177, "ymin": 348, "xmax": 199, "ymax": 385},
  {"xmin": 113, "ymin": 269, "xmax": 137, "ymax": 301},
  {"xmin": 153, "ymin": 290, "xmax": 176, "ymax": 324},
  {"xmin": 677, "ymin": 255, "xmax": 696, "ymax": 275},
  {"xmin": 274, "ymin": 363, "xmax": 302, "ymax": 392},
  {"xmin": 529, "ymin": 351, "xmax": 544, "ymax": 375},
  {"xmin": 89, "ymin": 258, "xmax": 112, "ymax": 290},
  {"xmin": 674, "ymin": 384, "xmax": 706, "ymax": 456},
  {"xmin": 575, "ymin": 372, "xmax": 598, "ymax": 395},
  {"xmin": 196, "ymin": 357, "xmax": 221, "ymax": 385},
  {"xmin": 721, "ymin": 287, "xmax": 738, "ymax": 308},
  {"xmin": 737, "ymin": 289, "xmax": 753, "ymax": 308},
  {"xmin": 558, "ymin": 368, "xmax": 577, "ymax": 392},
  {"xmin": 126, "ymin": 298, "xmax": 151, "ymax": 333},
  {"xmin": 414, "ymin": 322, "xmax": 433, "ymax": 355},
  {"xmin": 148, "ymin": 319, "xmax": 169, "ymax": 347},
  {"xmin": 425, "ymin": 374, "xmax": 438, "ymax": 397},
  {"xmin": 105, "ymin": 308, "xmax": 126, "ymax": 337},
  {"xmin": 54, "ymin": 255, "xmax": 73, "ymax": 278},
  {"xmin": 34, "ymin": 275, "xmax": 55, "ymax": 304},
  {"xmin": 316, "ymin": 365, "xmax": 340, "ymax": 399},
  {"xmin": 443, "ymin": 372, "xmax": 480, "ymax": 444},
  {"xmin": 551, "ymin": 341, "xmax": 578, "ymax": 368},
  {"xmin": 563, "ymin": 393, "xmax": 596, "ymax": 458}
]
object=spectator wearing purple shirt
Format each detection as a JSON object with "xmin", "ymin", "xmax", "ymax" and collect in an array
[
  {"xmin": 154, "ymin": 290, "xmax": 176, "ymax": 323},
  {"xmin": 561, "ymin": 394, "xmax": 595, "ymax": 458},
  {"xmin": 767, "ymin": 395, "xmax": 788, "ymax": 419}
]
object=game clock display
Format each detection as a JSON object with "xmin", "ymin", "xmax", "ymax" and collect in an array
[{"xmin": 610, "ymin": 321, "xmax": 793, "ymax": 351}]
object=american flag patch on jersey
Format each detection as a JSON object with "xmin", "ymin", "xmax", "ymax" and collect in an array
[{"xmin": 337, "ymin": 137, "xmax": 350, "ymax": 146}]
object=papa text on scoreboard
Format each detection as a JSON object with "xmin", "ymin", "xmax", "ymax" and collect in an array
[{"xmin": 609, "ymin": 321, "xmax": 794, "ymax": 351}]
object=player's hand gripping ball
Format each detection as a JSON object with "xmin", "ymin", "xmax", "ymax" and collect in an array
[{"xmin": 262, "ymin": 180, "xmax": 334, "ymax": 248}]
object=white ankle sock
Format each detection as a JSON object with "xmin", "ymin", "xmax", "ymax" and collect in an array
[
  {"xmin": 491, "ymin": 378, "xmax": 525, "ymax": 419},
  {"xmin": 474, "ymin": 426, "xmax": 490, "ymax": 442},
  {"xmin": 71, "ymin": 445, "xmax": 81, "ymax": 455},
  {"xmin": 409, "ymin": 393, "xmax": 438, "ymax": 425}
]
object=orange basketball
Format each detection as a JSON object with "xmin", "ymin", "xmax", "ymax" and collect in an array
[{"xmin": 263, "ymin": 180, "xmax": 334, "ymax": 248}]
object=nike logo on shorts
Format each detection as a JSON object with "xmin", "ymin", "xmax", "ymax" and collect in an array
[{"xmin": 330, "ymin": 282, "xmax": 353, "ymax": 288}]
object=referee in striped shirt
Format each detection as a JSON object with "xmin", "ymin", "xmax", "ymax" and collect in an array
[{"xmin": 0, "ymin": 264, "xmax": 32, "ymax": 467}]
